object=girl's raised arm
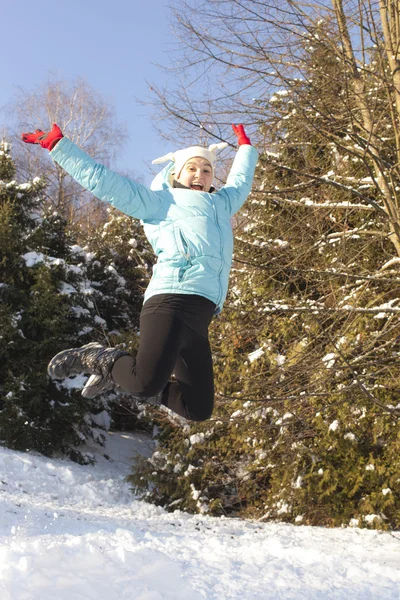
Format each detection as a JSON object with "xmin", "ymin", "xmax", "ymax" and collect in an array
[{"xmin": 21, "ymin": 124, "xmax": 163, "ymax": 222}]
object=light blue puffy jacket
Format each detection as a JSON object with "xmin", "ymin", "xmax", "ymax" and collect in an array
[{"xmin": 51, "ymin": 138, "xmax": 258, "ymax": 313}]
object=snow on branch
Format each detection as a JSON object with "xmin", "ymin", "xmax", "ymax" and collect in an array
[
  {"xmin": 261, "ymin": 302, "xmax": 400, "ymax": 315},
  {"xmin": 255, "ymin": 195, "xmax": 377, "ymax": 212}
]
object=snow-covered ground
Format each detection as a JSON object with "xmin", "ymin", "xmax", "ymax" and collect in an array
[{"xmin": 1, "ymin": 432, "xmax": 400, "ymax": 600}]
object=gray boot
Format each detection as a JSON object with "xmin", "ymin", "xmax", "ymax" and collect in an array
[{"xmin": 47, "ymin": 342, "xmax": 129, "ymax": 398}]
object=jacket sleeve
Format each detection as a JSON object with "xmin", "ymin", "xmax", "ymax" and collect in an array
[
  {"xmin": 50, "ymin": 137, "xmax": 162, "ymax": 221},
  {"xmin": 217, "ymin": 145, "xmax": 258, "ymax": 217}
]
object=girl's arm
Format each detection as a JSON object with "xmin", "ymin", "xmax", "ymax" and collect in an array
[
  {"xmin": 51, "ymin": 138, "xmax": 162, "ymax": 221},
  {"xmin": 218, "ymin": 128, "xmax": 258, "ymax": 216},
  {"xmin": 22, "ymin": 124, "xmax": 162, "ymax": 221}
]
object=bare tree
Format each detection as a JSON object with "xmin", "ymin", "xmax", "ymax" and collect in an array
[
  {"xmin": 125, "ymin": 1, "xmax": 400, "ymax": 523},
  {"xmin": 7, "ymin": 77, "xmax": 128, "ymax": 226},
  {"xmin": 142, "ymin": 0, "xmax": 400, "ymax": 412},
  {"xmin": 148, "ymin": 0, "xmax": 400, "ymax": 253}
]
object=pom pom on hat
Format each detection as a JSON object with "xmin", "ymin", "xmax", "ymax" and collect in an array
[{"xmin": 152, "ymin": 142, "xmax": 228, "ymax": 178}]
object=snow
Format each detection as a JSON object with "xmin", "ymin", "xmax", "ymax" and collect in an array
[
  {"xmin": 248, "ymin": 347, "xmax": 264, "ymax": 362},
  {"xmin": 1, "ymin": 433, "xmax": 400, "ymax": 600},
  {"xmin": 59, "ymin": 281, "xmax": 78, "ymax": 295},
  {"xmin": 22, "ymin": 251, "xmax": 46, "ymax": 267},
  {"xmin": 322, "ymin": 353, "xmax": 336, "ymax": 369},
  {"xmin": 329, "ymin": 420, "xmax": 340, "ymax": 432},
  {"xmin": 189, "ymin": 433, "xmax": 205, "ymax": 445}
]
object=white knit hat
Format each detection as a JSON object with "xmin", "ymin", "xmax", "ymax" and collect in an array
[{"xmin": 152, "ymin": 142, "xmax": 228, "ymax": 178}]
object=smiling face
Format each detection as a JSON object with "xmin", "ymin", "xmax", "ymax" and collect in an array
[{"xmin": 176, "ymin": 157, "xmax": 213, "ymax": 192}]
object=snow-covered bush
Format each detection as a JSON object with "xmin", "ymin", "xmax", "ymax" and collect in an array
[{"xmin": 0, "ymin": 142, "xmax": 152, "ymax": 457}]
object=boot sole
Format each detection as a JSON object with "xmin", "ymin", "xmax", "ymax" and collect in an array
[{"xmin": 81, "ymin": 374, "xmax": 114, "ymax": 398}]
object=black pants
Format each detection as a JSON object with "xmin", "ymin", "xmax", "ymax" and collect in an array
[{"xmin": 111, "ymin": 294, "xmax": 216, "ymax": 421}]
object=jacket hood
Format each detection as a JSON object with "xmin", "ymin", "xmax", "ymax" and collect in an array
[{"xmin": 150, "ymin": 162, "xmax": 175, "ymax": 191}]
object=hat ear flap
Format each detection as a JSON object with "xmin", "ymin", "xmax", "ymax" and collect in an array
[
  {"xmin": 152, "ymin": 152, "xmax": 175, "ymax": 165},
  {"xmin": 208, "ymin": 142, "xmax": 228, "ymax": 154}
]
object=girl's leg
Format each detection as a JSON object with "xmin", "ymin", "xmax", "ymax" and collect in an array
[
  {"xmin": 111, "ymin": 312, "xmax": 184, "ymax": 398},
  {"xmin": 48, "ymin": 294, "xmax": 215, "ymax": 416},
  {"xmin": 165, "ymin": 323, "xmax": 214, "ymax": 421},
  {"xmin": 111, "ymin": 314, "xmax": 215, "ymax": 421}
]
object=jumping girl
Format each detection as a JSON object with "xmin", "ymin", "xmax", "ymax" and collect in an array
[{"xmin": 21, "ymin": 123, "xmax": 258, "ymax": 421}]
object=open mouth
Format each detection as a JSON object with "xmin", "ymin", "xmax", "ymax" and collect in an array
[{"xmin": 190, "ymin": 184, "xmax": 204, "ymax": 190}]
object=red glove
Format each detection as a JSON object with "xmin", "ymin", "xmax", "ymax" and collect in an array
[
  {"xmin": 232, "ymin": 124, "xmax": 251, "ymax": 146},
  {"xmin": 21, "ymin": 123, "xmax": 63, "ymax": 151}
]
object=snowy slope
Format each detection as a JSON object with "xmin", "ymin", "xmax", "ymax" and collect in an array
[{"xmin": 0, "ymin": 432, "xmax": 400, "ymax": 600}]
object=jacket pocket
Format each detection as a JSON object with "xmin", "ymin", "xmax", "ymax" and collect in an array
[
  {"xmin": 174, "ymin": 226, "xmax": 192, "ymax": 282},
  {"xmin": 174, "ymin": 226, "xmax": 191, "ymax": 260}
]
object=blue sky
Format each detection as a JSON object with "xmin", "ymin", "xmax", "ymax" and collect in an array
[{"xmin": 0, "ymin": 0, "xmax": 179, "ymax": 184}]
